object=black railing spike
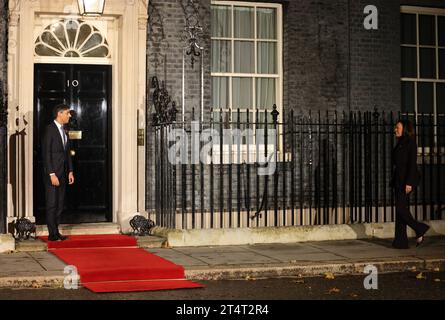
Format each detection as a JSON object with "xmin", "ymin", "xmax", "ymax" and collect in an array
[
  {"xmin": 271, "ymin": 104, "xmax": 279, "ymax": 123},
  {"xmin": 373, "ymin": 106, "xmax": 380, "ymax": 121}
]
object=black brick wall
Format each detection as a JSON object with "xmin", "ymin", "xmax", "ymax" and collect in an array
[
  {"xmin": 285, "ymin": 0, "xmax": 349, "ymax": 113},
  {"xmin": 145, "ymin": 0, "xmax": 445, "ymax": 212}
]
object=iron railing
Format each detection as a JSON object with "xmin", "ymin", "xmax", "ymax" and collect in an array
[{"xmin": 149, "ymin": 107, "xmax": 445, "ymax": 229}]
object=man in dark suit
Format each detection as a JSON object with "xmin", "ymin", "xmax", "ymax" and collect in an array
[{"xmin": 42, "ymin": 104, "xmax": 75, "ymax": 241}]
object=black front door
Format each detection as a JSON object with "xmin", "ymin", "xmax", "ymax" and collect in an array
[{"xmin": 34, "ymin": 64, "xmax": 112, "ymax": 224}]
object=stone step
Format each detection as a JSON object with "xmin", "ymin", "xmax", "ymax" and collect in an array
[
  {"xmin": 15, "ymin": 234, "xmax": 167, "ymax": 252},
  {"xmin": 36, "ymin": 223, "xmax": 121, "ymax": 236},
  {"xmin": 15, "ymin": 238, "xmax": 47, "ymax": 252},
  {"xmin": 135, "ymin": 235, "xmax": 167, "ymax": 249}
]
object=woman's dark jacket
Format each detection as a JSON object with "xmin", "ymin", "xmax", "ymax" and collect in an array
[{"xmin": 391, "ymin": 135, "xmax": 419, "ymax": 189}]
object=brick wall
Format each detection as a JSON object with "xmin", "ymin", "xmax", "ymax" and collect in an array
[
  {"xmin": 348, "ymin": 0, "xmax": 401, "ymax": 112},
  {"xmin": 142, "ymin": 0, "xmax": 445, "ymax": 213},
  {"xmin": 285, "ymin": 0, "xmax": 349, "ymax": 113}
]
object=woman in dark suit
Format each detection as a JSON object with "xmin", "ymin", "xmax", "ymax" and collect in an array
[{"xmin": 391, "ymin": 119, "xmax": 429, "ymax": 249}]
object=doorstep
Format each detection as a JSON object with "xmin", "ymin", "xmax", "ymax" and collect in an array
[
  {"xmin": 36, "ymin": 223, "xmax": 121, "ymax": 236},
  {"xmin": 15, "ymin": 234, "xmax": 167, "ymax": 252}
]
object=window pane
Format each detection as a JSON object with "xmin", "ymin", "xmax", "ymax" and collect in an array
[
  {"xmin": 41, "ymin": 31, "xmax": 64, "ymax": 52},
  {"xmin": 257, "ymin": 8, "xmax": 277, "ymax": 39},
  {"xmin": 211, "ymin": 5, "xmax": 231, "ymax": 37},
  {"xmin": 77, "ymin": 24, "xmax": 93, "ymax": 48},
  {"xmin": 52, "ymin": 22, "xmax": 68, "ymax": 48},
  {"xmin": 256, "ymin": 78, "xmax": 276, "ymax": 110},
  {"xmin": 438, "ymin": 115, "xmax": 445, "ymax": 148},
  {"xmin": 401, "ymin": 13, "xmax": 417, "ymax": 45},
  {"xmin": 417, "ymin": 114, "xmax": 434, "ymax": 148},
  {"xmin": 35, "ymin": 44, "xmax": 60, "ymax": 56},
  {"xmin": 212, "ymin": 77, "xmax": 229, "ymax": 109},
  {"xmin": 257, "ymin": 42, "xmax": 277, "ymax": 74},
  {"xmin": 66, "ymin": 20, "xmax": 78, "ymax": 47},
  {"xmin": 437, "ymin": 83, "xmax": 445, "ymax": 114},
  {"xmin": 234, "ymin": 41, "xmax": 254, "ymax": 73},
  {"xmin": 234, "ymin": 6, "xmax": 254, "ymax": 38},
  {"xmin": 419, "ymin": 15, "xmax": 435, "ymax": 46},
  {"xmin": 232, "ymin": 77, "xmax": 252, "ymax": 108},
  {"xmin": 419, "ymin": 48, "xmax": 436, "ymax": 79},
  {"xmin": 439, "ymin": 49, "xmax": 445, "ymax": 79},
  {"xmin": 81, "ymin": 33, "xmax": 103, "ymax": 51},
  {"xmin": 417, "ymin": 82, "xmax": 434, "ymax": 114},
  {"xmin": 401, "ymin": 47, "xmax": 417, "ymax": 78},
  {"xmin": 257, "ymin": 112, "xmax": 274, "ymax": 130},
  {"xmin": 211, "ymin": 40, "xmax": 231, "ymax": 72},
  {"xmin": 439, "ymin": 16, "xmax": 445, "ymax": 46},
  {"xmin": 83, "ymin": 46, "xmax": 108, "ymax": 57},
  {"xmin": 401, "ymin": 81, "xmax": 415, "ymax": 113}
]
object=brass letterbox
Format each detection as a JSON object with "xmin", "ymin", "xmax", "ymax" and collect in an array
[{"xmin": 68, "ymin": 131, "xmax": 82, "ymax": 140}]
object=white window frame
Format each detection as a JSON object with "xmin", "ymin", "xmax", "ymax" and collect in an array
[
  {"xmin": 210, "ymin": 1, "xmax": 283, "ymax": 162},
  {"xmin": 400, "ymin": 6, "xmax": 445, "ymax": 151}
]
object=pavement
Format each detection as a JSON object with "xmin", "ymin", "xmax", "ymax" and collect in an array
[{"xmin": 0, "ymin": 236, "xmax": 444, "ymax": 289}]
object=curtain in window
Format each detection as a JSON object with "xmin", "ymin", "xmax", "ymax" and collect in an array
[
  {"xmin": 212, "ymin": 5, "xmax": 231, "ymax": 74},
  {"xmin": 212, "ymin": 77, "xmax": 229, "ymax": 109}
]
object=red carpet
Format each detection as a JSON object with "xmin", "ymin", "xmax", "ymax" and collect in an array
[{"xmin": 40, "ymin": 234, "xmax": 203, "ymax": 293}]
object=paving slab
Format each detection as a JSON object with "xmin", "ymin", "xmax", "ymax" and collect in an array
[
  {"xmin": 173, "ymin": 246, "xmax": 252, "ymax": 254},
  {"xmin": 0, "ymin": 253, "xmax": 45, "ymax": 273},
  {"xmin": 145, "ymin": 248, "xmax": 209, "ymax": 266},
  {"xmin": 187, "ymin": 251, "xmax": 282, "ymax": 265},
  {"xmin": 246, "ymin": 243, "xmax": 325, "ymax": 254},
  {"xmin": 28, "ymin": 252, "xmax": 67, "ymax": 271}
]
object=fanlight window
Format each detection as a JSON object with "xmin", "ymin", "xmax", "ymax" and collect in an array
[{"xmin": 35, "ymin": 20, "xmax": 110, "ymax": 58}]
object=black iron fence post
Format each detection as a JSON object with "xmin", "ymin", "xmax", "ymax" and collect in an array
[{"xmin": 271, "ymin": 105, "xmax": 279, "ymax": 226}]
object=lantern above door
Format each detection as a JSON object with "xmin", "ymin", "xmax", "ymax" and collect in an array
[{"xmin": 77, "ymin": 0, "xmax": 105, "ymax": 16}]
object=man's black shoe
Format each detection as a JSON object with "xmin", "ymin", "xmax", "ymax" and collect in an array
[
  {"xmin": 48, "ymin": 236, "xmax": 61, "ymax": 242},
  {"xmin": 57, "ymin": 234, "xmax": 68, "ymax": 241}
]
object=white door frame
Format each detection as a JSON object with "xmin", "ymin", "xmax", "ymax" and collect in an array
[{"xmin": 6, "ymin": 0, "xmax": 148, "ymax": 233}]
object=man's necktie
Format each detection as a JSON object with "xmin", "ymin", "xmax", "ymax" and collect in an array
[{"xmin": 60, "ymin": 126, "xmax": 66, "ymax": 149}]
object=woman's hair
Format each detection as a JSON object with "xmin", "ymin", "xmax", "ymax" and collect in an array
[{"xmin": 396, "ymin": 119, "xmax": 415, "ymax": 138}]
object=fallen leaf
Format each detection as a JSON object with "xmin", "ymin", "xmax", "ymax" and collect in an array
[
  {"xmin": 245, "ymin": 275, "xmax": 256, "ymax": 281},
  {"xmin": 328, "ymin": 287, "xmax": 340, "ymax": 294},
  {"xmin": 350, "ymin": 293, "xmax": 359, "ymax": 298},
  {"xmin": 416, "ymin": 272, "xmax": 426, "ymax": 280},
  {"xmin": 433, "ymin": 267, "xmax": 440, "ymax": 272},
  {"xmin": 31, "ymin": 281, "xmax": 42, "ymax": 289},
  {"xmin": 434, "ymin": 278, "xmax": 441, "ymax": 282},
  {"xmin": 325, "ymin": 272, "xmax": 335, "ymax": 280}
]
